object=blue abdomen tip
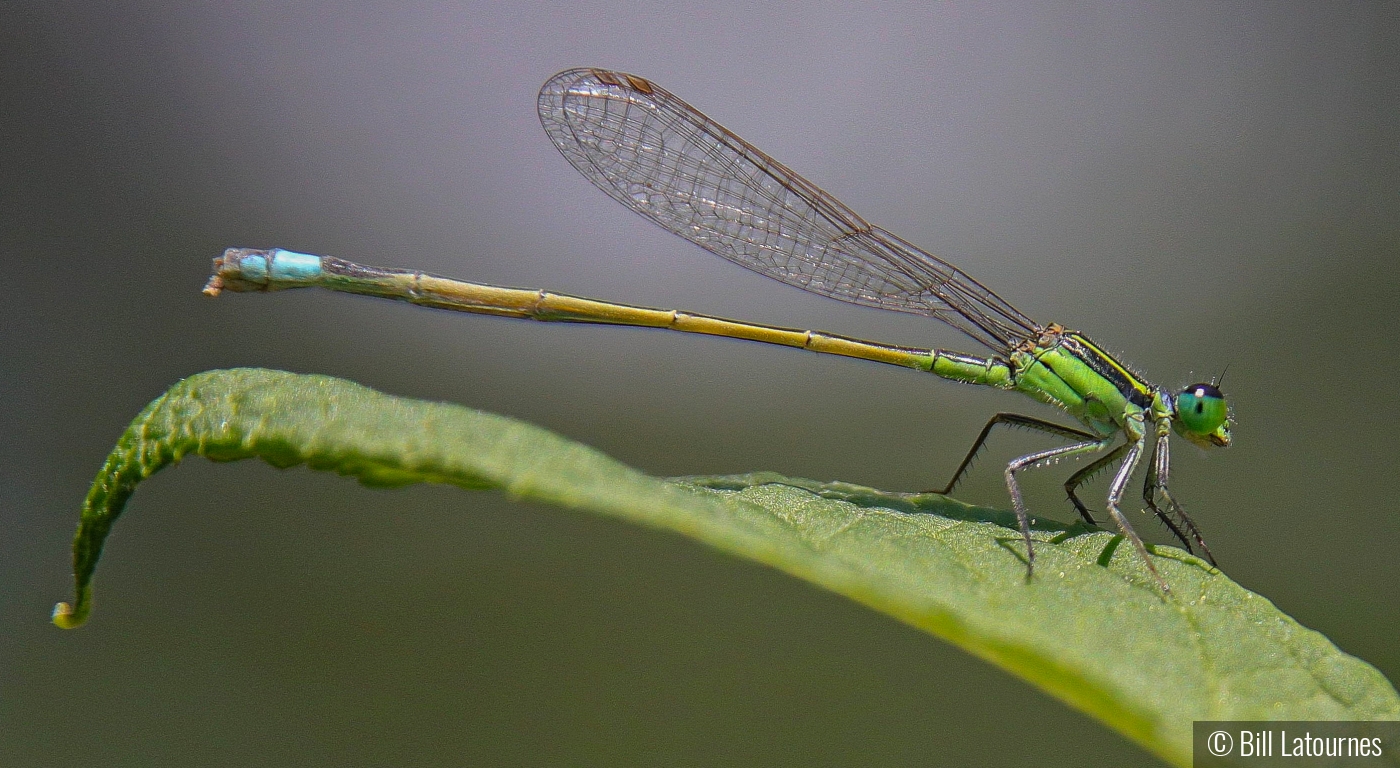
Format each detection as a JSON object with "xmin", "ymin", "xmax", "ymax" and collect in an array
[{"xmin": 267, "ymin": 249, "xmax": 324, "ymax": 284}]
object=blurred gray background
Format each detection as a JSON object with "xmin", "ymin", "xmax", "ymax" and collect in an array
[{"xmin": 3, "ymin": 2, "xmax": 1397, "ymax": 765}]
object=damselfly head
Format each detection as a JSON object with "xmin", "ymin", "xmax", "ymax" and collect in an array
[{"xmin": 1173, "ymin": 383, "xmax": 1231, "ymax": 448}]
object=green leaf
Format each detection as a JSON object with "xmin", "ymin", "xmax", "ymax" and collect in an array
[{"xmin": 55, "ymin": 368, "xmax": 1399, "ymax": 766}]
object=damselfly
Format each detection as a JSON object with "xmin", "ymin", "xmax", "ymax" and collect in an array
[{"xmin": 205, "ymin": 68, "xmax": 1232, "ymax": 591}]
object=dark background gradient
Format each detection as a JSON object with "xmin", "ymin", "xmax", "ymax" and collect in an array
[{"xmin": 4, "ymin": 3, "xmax": 1398, "ymax": 766}]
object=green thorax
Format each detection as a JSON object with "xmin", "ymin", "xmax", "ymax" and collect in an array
[{"xmin": 1009, "ymin": 325, "xmax": 1157, "ymax": 437}]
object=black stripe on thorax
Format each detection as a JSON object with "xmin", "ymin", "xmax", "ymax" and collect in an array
[{"xmin": 1058, "ymin": 334, "xmax": 1154, "ymax": 408}]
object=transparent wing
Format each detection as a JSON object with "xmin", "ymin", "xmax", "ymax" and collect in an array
[{"xmin": 537, "ymin": 68, "xmax": 1039, "ymax": 354}]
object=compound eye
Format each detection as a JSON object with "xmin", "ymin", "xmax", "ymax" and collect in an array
[{"xmin": 1176, "ymin": 383, "xmax": 1228, "ymax": 434}]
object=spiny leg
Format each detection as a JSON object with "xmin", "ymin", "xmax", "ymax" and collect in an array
[
  {"xmin": 1004, "ymin": 437, "xmax": 1114, "ymax": 576},
  {"xmin": 1138, "ymin": 435, "xmax": 1196, "ymax": 555},
  {"xmin": 930, "ymin": 413, "xmax": 1098, "ymax": 495},
  {"xmin": 1143, "ymin": 429, "xmax": 1217, "ymax": 566},
  {"xmin": 1101, "ymin": 438, "xmax": 1171, "ymax": 592},
  {"xmin": 1062, "ymin": 442, "xmax": 1131, "ymax": 526}
]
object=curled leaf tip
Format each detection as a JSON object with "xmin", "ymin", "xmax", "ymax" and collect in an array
[{"xmin": 52, "ymin": 588, "xmax": 91, "ymax": 629}]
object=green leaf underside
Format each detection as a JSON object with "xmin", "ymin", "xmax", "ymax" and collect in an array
[{"xmin": 56, "ymin": 368, "xmax": 1399, "ymax": 766}]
